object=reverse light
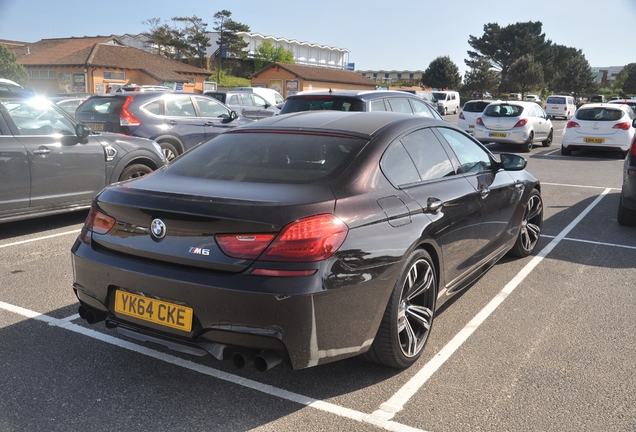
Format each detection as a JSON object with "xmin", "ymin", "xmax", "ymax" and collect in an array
[
  {"xmin": 513, "ymin": 119, "xmax": 528, "ymax": 128},
  {"xmin": 83, "ymin": 206, "xmax": 116, "ymax": 235},
  {"xmin": 612, "ymin": 122, "xmax": 631, "ymax": 130},
  {"xmin": 120, "ymin": 96, "xmax": 141, "ymax": 126},
  {"xmin": 566, "ymin": 121, "xmax": 580, "ymax": 129},
  {"xmin": 215, "ymin": 234, "xmax": 276, "ymax": 260}
]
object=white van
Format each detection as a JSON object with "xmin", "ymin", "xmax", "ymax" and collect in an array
[
  {"xmin": 432, "ymin": 90, "xmax": 460, "ymax": 115},
  {"xmin": 234, "ymin": 87, "xmax": 285, "ymax": 107},
  {"xmin": 544, "ymin": 95, "xmax": 576, "ymax": 120}
]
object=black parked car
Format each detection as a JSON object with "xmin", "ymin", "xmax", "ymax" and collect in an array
[
  {"xmin": 71, "ymin": 111, "xmax": 542, "ymax": 371},
  {"xmin": 75, "ymin": 93, "xmax": 252, "ymax": 161},
  {"xmin": 279, "ymin": 90, "xmax": 443, "ymax": 120},
  {"xmin": 0, "ymin": 95, "xmax": 165, "ymax": 223},
  {"xmin": 618, "ymin": 135, "xmax": 636, "ymax": 226}
]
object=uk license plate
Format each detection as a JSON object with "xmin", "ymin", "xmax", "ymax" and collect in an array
[
  {"xmin": 86, "ymin": 122, "xmax": 104, "ymax": 131},
  {"xmin": 489, "ymin": 132, "xmax": 507, "ymax": 138},
  {"xmin": 114, "ymin": 290, "xmax": 193, "ymax": 332},
  {"xmin": 552, "ymin": 106, "xmax": 559, "ymax": 110},
  {"xmin": 584, "ymin": 138, "xmax": 605, "ymax": 143},
  {"xmin": 469, "ymin": 124, "xmax": 475, "ymax": 128}
]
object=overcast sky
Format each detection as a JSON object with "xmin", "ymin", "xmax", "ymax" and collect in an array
[{"xmin": 1, "ymin": 0, "xmax": 634, "ymax": 74}]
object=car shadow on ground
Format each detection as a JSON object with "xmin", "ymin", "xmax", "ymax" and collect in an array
[{"xmin": 0, "ymin": 210, "xmax": 88, "ymax": 241}]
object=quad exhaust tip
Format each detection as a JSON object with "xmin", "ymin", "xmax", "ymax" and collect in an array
[{"xmin": 232, "ymin": 348, "xmax": 283, "ymax": 372}]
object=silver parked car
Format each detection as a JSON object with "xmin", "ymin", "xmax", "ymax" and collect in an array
[
  {"xmin": 473, "ymin": 101, "xmax": 554, "ymax": 152},
  {"xmin": 0, "ymin": 94, "xmax": 166, "ymax": 223},
  {"xmin": 205, "ymin": 91, "xmax": 280, "ymax": 120}
]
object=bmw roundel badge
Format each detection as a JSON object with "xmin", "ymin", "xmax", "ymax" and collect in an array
[{"xmin": 150, "ymin": 218, "xmax": 167, "ymax": 239}]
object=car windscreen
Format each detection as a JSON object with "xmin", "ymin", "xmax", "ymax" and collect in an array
[
  {"xmin": 483, "ymin": 104, "xmax": 524, "ymax": 117},
  {"xmin": 432, "ymin": 93, "xmax": 447, "ymax": 100},
  {"xmin": 546, "ymin": 97, "xmax": 566, "ymax": 104},
  {"xmin": 463, "ymin": 101, "xmax": 490, "ymax": 113},
  {"xmin": 575, "ymin": 108, "xmax": 623, "ymax": 121},
  {"xmin": 76, "ymin": 97, "xmax": 125, "ymax": 115},
  {"xmin": 280, "ymin": 96, "xmax": 366, "ymax": 114},
  {"xmin": 166, "ymin": 131, "xmax": 367, "ymax": 184}
]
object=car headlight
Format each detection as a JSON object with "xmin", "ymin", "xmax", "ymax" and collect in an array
[{"xmin": 152, "ymin": 141, "xmax": 167, "ymax": 164}]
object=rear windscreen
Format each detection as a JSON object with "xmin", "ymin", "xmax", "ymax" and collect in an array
[
  {"xmin": 76, "ymin": 97, "xmax": 125, "ymax": 115},
  {"xmin": 576, "ymin": 108, "xmax": 623, "ymax": 121},
  {"xmin": 483, "ymin": 104, "xmax": 524, "ymax": 117},
  {"xmin": 167, "ymin": 131, "xmax": 367, "ymax": 184},
  {"xmin": 280, "ymin": 97, "xmax": 366, "ymax": 114},
  {"xmin": 463, "ymin": 101, "xmax": 490, "ymax": 113},
  {"xmin": 546, "ymin": 97, "xmax": 566, "ymax": 104}
]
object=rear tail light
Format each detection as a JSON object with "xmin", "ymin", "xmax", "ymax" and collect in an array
[
  {"xmin": 216, "ymin": 214, "xmax": 348, "ymax": 262},
  {"xmin": 80, "ymin": 205, "xmax": 116, "ymax": 242},
  {"xmin": 612, "ymin": 122, "xmax": 631, "ymax": 130},
  {"xmin": 458, "ymin": 112, "xmax": 465, "ymax": 120},
  {"xmin": 120, "ymin": 96, "xmax": 141, "ymax": 126},
  {"xmin": 476, "ymin": 117, "xmax": 483, "ymax": 126},
  {"xmin": 513, "ymin": 119, "xmax": 528, "ymax": 127},
  {"xmin": 564, "ymin": 107, "xmax": 568, "ymax": 111},
  {"xmin": 566, "ymin": 121, "xmax": 580, "ymax": 129}
]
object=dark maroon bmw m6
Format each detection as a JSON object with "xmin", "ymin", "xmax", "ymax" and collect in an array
[{"xmin": 71, "ymin": 111, "xmax": 542, "ymax": 371}]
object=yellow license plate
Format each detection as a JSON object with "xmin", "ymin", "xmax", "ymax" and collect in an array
[
  {"xmin": 86, "ymin": 122, "xmax": 104, "ymax": 131},
  {"xmin": 551, "ymin": 106, "xmax": 559, "ymax": 110},
  {"xmin": 114, "ymin": 290, "xmax": 193, "ymax": 332},
  {"xmin": 469, "ymin": 124, "xmax": 475, "ymax": 128},
  {"xmin": 489, "ymin": 132, "xmax": 507, "ymax": 138},
  {"xmin": 584, "ymin": 138, "xmax": 605, "ymax": 143}
]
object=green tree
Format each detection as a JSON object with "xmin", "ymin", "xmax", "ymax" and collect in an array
[
  {"xmin": 507, "ymin": 54, "xmax": 544, "ymax": 97},
  {"xmin": 550, "ymin": 51, "xmax": 598, "ymax": 99},
  {"xmin": 463, "ymin": 57, "xmax": 499, "ymax": 95},
  {"xmin": 142, "ymin": 18, "xmax": 182, "ymax": 59},
  {"xmin": 253, "ymin": 40, "xmax": 295, "ymax": 71},
  {"xmin": 173, "ymin": 15, "xmax": 211, "ymax": 69},
  {"xmin": 467, "ymin": 21, "xmax": 552, "ymax": 91},
  {"xmin": 620, "ymin": 63, "xmax": 636, "ymax": 96},
  {"xmin": 421, "ymin": 56, "xmax": 461, "ymax": 90},
  {"xmin": 213, "ymin": 10, "xmax": 250, "ymax": 82},
  {"xmin": 0, "ymin": 43, "xmax": 28, "ymax": 86}
]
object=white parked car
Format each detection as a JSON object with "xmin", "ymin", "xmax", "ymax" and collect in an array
[
  {"xmin": 561, "ymin": 103, "xmax": 636, "ymax": 157},
  {"xmin": 525, "ymin": 94, "xmax": 541, "ymax": 102},
  {"xmin": 473, "ymin": 101, "xmax": 554, "ymax": 152},
  {"xmin": 544, "ymin": 95, "xmax": 577, "ymax": 120},
  {"xmin": 457, "ymin": 100, "xmax": 491, "ymax": 133}
]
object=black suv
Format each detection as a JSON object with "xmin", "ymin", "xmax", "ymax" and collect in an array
[
  {"xmin": 279, "ymin": 90, "xmax": 443, "ymax": 120},
  {"xmin": 75, "ymin": 93, "xmax": 252, "ymax": 160}
]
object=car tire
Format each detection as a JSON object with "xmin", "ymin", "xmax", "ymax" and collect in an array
[
  {"xmin": 118, "ymin": 164, "xmax": 153, "ymax": 182},
  {"xmin": 561, "ymin": 145, "xmax": 572, "ymax": 156},
  {"xmin": 159, "ymin": 142, "xmax": 179, "ymax": 161},
  {"xmin": 443, "ymin": 107, "xmax": 448, "ymax": 116},
  {"xmin": 617, "ymin": 196, "xmax": 636, "ymax": 226},
  {"xmin": 509, "ymin": 189, "xmax": 543, "ymax": 257},
  {"xmin": 542, "ymin": 129, "xmax": 553, "ymax": 147},
  {"xmin": 454, "ymin": 106, "xmax": 458, "ymax": 114},
  {"xmin": 521, "ymin": 132, "xmax": 534, "ymax": 152},
  {"xmin": 362, "ymin": 249, "xmax": 437, "ymax": 369}
]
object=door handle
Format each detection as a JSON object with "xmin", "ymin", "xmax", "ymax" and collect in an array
[
  {"xmin": 204, "ymin": 121, "xmax": 217, "ymax": 126},
  {"xmin": 479, "ymin": 187, "xmax": 490, "ymax": 198},
  {"xmin": 32, "ymin": 148, "xmax": 52, "ymax": 155},
  {"xmin": 167, "ymin": 120, "xmax": 177, "ymax": 125}
]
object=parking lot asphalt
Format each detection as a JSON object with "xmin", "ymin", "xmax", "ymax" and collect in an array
[{"xmin": 1, "ymin": 116, "xmax": 635, "ymax": 431}]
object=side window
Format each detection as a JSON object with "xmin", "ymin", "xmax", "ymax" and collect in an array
[
  {"xmin": 401, "ymin": 128, "xmax": 455, "ymax": 181},
  {"xmin": 410, "ymin": 99, "xmax": 436, "ymax": 118},
  {"xmin": 437, "ymin": 127, "xmax": 492, "ymax": 174},
  {"xmin": 166, "ymin": 96, "xmax": 196, "ymax": 117},
  {"xmin": 142, "ymin": 100, "xmax": 163, "ymax": 115},
  {"xmin": 2, "ymin": 99, "xmax": 75, "ymax": 135},
  {"xmin": 387, "ymin": 98, "xmax": 413, "ymax": 114},
  {"xmin": 195, "ymin": 96, "xmax": 230, "ymax": 118},
  {"xmin": 253, "ymin": 95, "xmax": 268, "ymax": 107},
  {"xmin": 228, "ymin": 95, "xmax": 240, "ymax": 104},
  {"xmin": 239, "ymin": 94, "xmax": 254, "ymax": 106},
  {"xmin": 369, "ymin": 99, "xmax": 387, "ymax": 111},
  {"xmin": 380, "ymin": 141, "xmax": 421, "ymax": 187}
]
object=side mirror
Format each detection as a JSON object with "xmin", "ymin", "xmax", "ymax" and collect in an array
[
  {"xmin": 546, "ymin": 114, "xmax": 552, "ymax": 120},
  {"xmin": 76, "ymin": 123, "xmax": 91, "ymax": 140},
  {"xmin": 499, "ymin": 153, "xmax": 527, "ymax": 171},
  {"xmin": 229, "ymin": 110, "xmax": 238, "ymax": 121}
]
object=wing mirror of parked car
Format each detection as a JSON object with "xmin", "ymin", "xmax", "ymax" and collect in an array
[
  {"xmin": 229, "ymin": 110, "xmax": 238, "ymax": 121},
  {"xmin": 75, "ymin": 123, "xmax": 91, "ymax": 140},
  {"xmin": 498, "ymin": 153, "xmax": 527, "ymax": 171}
]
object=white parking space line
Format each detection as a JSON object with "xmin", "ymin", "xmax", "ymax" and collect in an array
[
  {"xmin": 0, "ymin": 300, "xmax": 428, "ymax": 432},
  {"xmin": 0, "ymin": 229, "xmax": 80, "ymax": 249},
  {"xmin": 372, "ymin": 188, "xmax": 612, "ymax": 421},
  {"xmin": 542, "ymin": 235, "xmax": 636, "ymax": 250},
  {"xmin": 542, "ymin": 182, "xmax": 619, "ymax": 191},
  {"xmin": 543, "ymin": 148, "xmax": 561, "ymax": 156}
]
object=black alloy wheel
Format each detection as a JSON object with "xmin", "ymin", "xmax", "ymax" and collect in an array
[
  {"xmin": 542, "ymin": 129, "xmax": 553, "ymax": 147},
  {"xmin": 363, "ymin": 249, "xmax": 437, "ymax": 368},
  {"xmin": 509, "ymin": 189, "xmax": 543, "ymax": 257},
  {"xmin": 118, "ymin": 164, "xmax": 153, "ymax": 181},
  {"xmin": 522, "ymin": 131, "xmax": 534, "ymax": 152}
]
